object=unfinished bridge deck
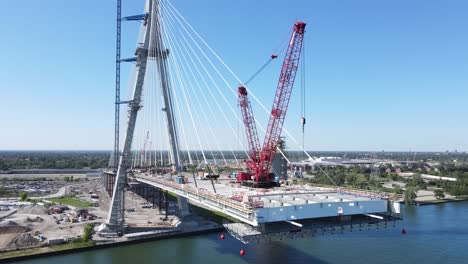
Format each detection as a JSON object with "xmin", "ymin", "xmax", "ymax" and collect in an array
[{"xmin": 134, "ymin": 174, "xmax": 398, "ymax": 227}]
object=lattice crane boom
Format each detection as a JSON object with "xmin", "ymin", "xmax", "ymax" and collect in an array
[
  {"xmin": 237, "ymin": 22, "xmax": 306, "ymax": 186},
  {"xmin": 261, "ymin": 21, "xmax": 306, "ymax": 175},
  {"xmin": 238, "ymin": 86, "xmax": 262, "ymax": 176}
]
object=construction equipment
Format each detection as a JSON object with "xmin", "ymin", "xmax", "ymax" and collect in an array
[{"xmin": 237, "ymin": 22, "xmax": 306, "ymax": 188}]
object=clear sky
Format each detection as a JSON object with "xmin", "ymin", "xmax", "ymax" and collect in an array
[{"xmin": 0, "ymin": 0, "xmax": 467, "ymax": 152}]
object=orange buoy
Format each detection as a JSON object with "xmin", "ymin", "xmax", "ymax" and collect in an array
[
  {"xmin": 220, "ymin": 234, "xmax": 225, "ymax": 240},
  {"xmin": 401, "ymin": 228, "xmax": 407, "ymax": 235},
  {"xmin": 240, "ymin": 249, "xmax": 246, "ymax": 256}
]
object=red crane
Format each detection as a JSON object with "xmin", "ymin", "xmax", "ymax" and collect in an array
[{"xmin": 238, "ymin": 22, "xmax": 306, "ymax": 188}]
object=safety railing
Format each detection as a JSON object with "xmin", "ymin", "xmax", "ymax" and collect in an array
[{"xmin": 136, "ymin": 175, "xmax": 255, "ymax": 215}]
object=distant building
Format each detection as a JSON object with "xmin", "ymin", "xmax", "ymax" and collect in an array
[{"xmin": 297, "ymin": 157, "xmax": 373, "ymax": 167}]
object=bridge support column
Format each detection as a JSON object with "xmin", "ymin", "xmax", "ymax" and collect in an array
[
  {"xmin": 152, "ymin": 186, "xmax": 156, "ymax": 208},
  {"xmin": 165, "ymin": 190, "xmax": 169, "ymax": 220},
  {"xmin": 101, "ymin": 173, "xmax": 106, "ymax": 190},
  {"xmin": 159, "ymin": 189, "xmax": 162, "ymax": 212},
  {"xmin": 108, "ymin": 175, "xmax": 112, "ymax": 195},
  {"xmin": 177, "ymin": 196, "xmax": 190, "ymax": 217},
  {"xmin": 106, "ymin": 174, "xmax": 111, "ymax": 195},
  {"xmin": 108, "ymin": 174, "xmax": 116, "ymax": 196}
]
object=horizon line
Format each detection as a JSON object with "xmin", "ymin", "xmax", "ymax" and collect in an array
[{"xmin": 0, "ymin": 149, "xmax": 465, "ymax": 153}]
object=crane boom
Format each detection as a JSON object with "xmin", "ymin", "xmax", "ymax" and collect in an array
[
  {"xmin": 261, "ymin": 21, "xmax": 306, "ymax": 175},
  {"xmin": 237, "ymin": 22, "xmax": 306, "ymax": 187},
  {"xmin": 238, "ymin": 86, "xmax": 262, "ymax": 179}
]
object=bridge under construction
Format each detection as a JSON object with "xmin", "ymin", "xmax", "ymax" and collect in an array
[
  {"xmin": 100, "ymin": 170, "xmax": 400, "ymax": 243},
  {"xmin": 98, "ymin": 0, "xmax": 402, "ymax": 243},
  {"xmin": 135, "ymin": 173, "xmax": 400, "ymax": 243}
]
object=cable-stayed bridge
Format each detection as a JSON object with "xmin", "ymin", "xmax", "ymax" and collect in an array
[{"xmin": 98, "ymin": 0, "xmax": 402, "ymax": 242}]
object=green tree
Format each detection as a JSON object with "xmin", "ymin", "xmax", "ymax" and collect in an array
[
  {"xmin": 355, "ymin": 175, "xmax": 368, "ymax": 189},
  {"xmin": 334, "ymin": 173, "xmax": 346, "ymax": 185},
  {"xmin": 393, "ymin": 185, "xmax": 403, "ymax": 194},
  {"xmin": 19, "ymin": 191, "xmax": 28, "ymax": 201},
  {"xmin": 0, "ymin": 160, "xmax": 8, "ymax": 171},
  {"xmin": 82, "ymin": 223, "xmax": 95, "ymax": 242},
  {"xmin": 434, "ymin": 189, "xmax": 445, "ymax": 200},
  {"xmin": 351, "ymin": 167, "xmax": 360, "ymax": 174},
  {"xmin": 345, "ymin": 174, "xmax": 357, "ymax": 185},
  {"xmin": 404, "ymin": 187, "xmax": 418, "ymax": 205}
]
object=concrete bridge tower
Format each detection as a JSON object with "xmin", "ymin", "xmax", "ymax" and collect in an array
[{"xmin": 101, "ymin": 0, "xmax": 189, "ymax": 235}]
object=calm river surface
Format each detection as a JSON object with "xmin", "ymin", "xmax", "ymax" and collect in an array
[{"xmin": 15, "ymin": 201, "xmax": 468, "ymax": 264}]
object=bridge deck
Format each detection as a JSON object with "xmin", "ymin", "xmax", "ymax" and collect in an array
[{"xmin": 135, "ymin": 174, "xmax": 397, "ymax": 227}]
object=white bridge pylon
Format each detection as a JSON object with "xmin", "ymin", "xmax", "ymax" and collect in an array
[{"xmin": 105, "ymin": 0, "xmax": 189, "ymax": 232}]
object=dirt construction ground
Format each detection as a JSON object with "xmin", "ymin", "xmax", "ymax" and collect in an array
[{"xmin": 0, "ymin": 177, "xmax": 185, "ymax": 250}]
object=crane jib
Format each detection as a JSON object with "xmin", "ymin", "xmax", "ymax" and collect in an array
[{"xmin": 237, "ymin": 22, "xmax": 306, "ymax": 186}]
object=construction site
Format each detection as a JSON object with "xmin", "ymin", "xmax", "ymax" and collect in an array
[
  {"xmin": 95, "ymin": 0, "xmax": 402, "ymax": 241},
  {"xmin": 0, "ymin": 171, "xmax": 400, "ymax": 255},
  {"xmin": 0, "ymin": 175, "xmax": 222, "ymax": 255},
  {"xmin": 0, "ymin": 0, "xmax": 405, "ymax": 260}
]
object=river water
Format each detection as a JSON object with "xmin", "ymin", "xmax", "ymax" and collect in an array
[{"xmin": 15, "ymin": 201, "xmax": 468, "ymax": 264}]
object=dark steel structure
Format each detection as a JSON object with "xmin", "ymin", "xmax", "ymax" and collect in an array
[{"xmin": 113, "ymin": 0, "xmax": 122, "ymax": 171}]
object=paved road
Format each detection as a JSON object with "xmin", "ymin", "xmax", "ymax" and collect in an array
[{"xmin": 35, "ymin": 186, "xmax": 69, "ymax": 199}]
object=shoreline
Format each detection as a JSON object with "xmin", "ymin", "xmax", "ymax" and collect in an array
[
  {"xmin": 2, "ymin": 199, "xmax": 466, "ymax": 262},
  {"xmin": 0, "ymin": 226, "xmax": 223, "ymax": 263},
  {"xmin": 414, "ymin": 198, "xmax": 468, "ymax": 206}
]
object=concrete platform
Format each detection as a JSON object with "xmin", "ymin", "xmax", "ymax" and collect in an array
[{"xmin": 134, "ymin": 174, "xmax": 401, "ymax": 227}]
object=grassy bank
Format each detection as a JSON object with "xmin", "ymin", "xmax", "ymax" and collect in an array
[
  {"xmin": 48, "ymin": 197, "xmax": 93, "ymax": 207},
  {"xmin": 415, "ymin": 197, "xmax": 468, "ymax": 206},
  {"xmin": 0, "ymin": 241, "xmax": 94, "ymax": 260}
]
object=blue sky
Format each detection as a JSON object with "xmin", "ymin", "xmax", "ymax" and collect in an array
[{"xmin": 0, "ymin": 0, "xmax": 467, "ymax": 151}]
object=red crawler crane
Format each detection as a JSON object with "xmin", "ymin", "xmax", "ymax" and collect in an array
[{"xmin": 238, "ymin": 22, "xmax": 306, "ymax": 188}]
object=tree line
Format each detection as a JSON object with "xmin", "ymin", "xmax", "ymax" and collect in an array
[{"xmin": 0, "ymin": 151, "xmax": 109, "ymax": 170}]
